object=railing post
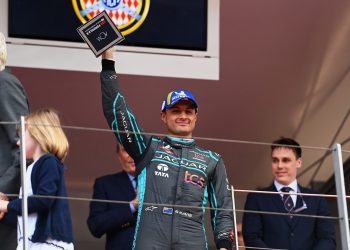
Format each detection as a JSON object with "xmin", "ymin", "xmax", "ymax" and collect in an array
[
  {"xmin": 20, "ymin": 116, "xmax": 29, "ymax": 250},
  {"xmin": 231, "ymin": 185, "xmax": 239, "ymax": 249},
  {"xmin": 332, "ymin": 143, "xmax": 350, "ymax": 249}
]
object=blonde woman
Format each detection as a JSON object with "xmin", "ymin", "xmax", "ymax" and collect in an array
[{"xmin": 0, "ymin": 108, "xmax": 74, "ymax": 250}]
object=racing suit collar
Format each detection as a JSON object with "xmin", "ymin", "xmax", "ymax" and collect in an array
[{"xmin": 164, "ymin": 136, "xmax": 196, "ymax": 148}]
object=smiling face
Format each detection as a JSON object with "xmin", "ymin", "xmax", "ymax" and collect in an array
[
  {"xmin": 160, "ymin": 100, "xmax": 197, "ymax": 138},
  {"xmin": 271, "ymin": 147, "xmax": 302, "ymax": 185}
]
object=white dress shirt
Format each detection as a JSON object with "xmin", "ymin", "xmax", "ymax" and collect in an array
[{"xmin": 274, "ymin": 179, "xmax": 298, "ymax": 206}]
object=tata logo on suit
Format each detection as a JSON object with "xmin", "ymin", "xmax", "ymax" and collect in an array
[{"xmin": 155, "ymin": 164, "xmax": 169, "ymax": 178}]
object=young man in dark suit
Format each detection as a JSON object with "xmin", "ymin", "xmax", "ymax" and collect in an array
[
  {"xmin": 242, "ymin": 137, "xmax": 336, "ymax": 250},
  {"xmin": 87, "ymin": 144, "xmax": 138, "ymax": 250}
]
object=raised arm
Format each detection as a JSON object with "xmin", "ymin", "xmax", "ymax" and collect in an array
[{"xmin": 100, "ymin": 48, "xmax": 151, "ymax": 164}]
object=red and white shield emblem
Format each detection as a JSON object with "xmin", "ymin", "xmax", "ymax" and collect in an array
[{"xmin": 72, "ymin": 0, "xmax": 150, "ymax": 36}]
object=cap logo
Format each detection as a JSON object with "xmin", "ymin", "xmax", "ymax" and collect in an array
[{"xmin": 170, "ymin": 91, "xmax": 188, "ymax": 104}]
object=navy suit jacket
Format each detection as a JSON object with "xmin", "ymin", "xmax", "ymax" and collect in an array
[
  {"xmin": 87, "ymin": 171, "xmax": 137, "ymax": 250},
  {"xmin": 242, "ymin": 184, "xmax": 336, "ymax": 250}
]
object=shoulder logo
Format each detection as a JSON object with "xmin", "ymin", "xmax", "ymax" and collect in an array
[{"xmin": 72, "ymin": 0, "xmax": 150, "ymax": 36}]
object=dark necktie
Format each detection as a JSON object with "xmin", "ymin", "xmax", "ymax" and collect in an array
[
  {"xmin": 281, "ymin": 186, "xmax": 294, "ymax": 212},
  {"xmin": 133, "ymin": 177, "xmax": 138, "ymax": 191}
]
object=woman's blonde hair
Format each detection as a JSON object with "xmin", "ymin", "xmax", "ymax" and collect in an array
[{"xmin": 26, "ymin": 108, "xmax": 69, "ymax": 162}]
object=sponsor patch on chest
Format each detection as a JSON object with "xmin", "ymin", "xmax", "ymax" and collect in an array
[
  {"xmin": 154, "ymin": 163, "xmax": 169, "ymax": 178},
  {"xmin": 184, "ymin": 170, "xmax": 205, "ymax": 188}
]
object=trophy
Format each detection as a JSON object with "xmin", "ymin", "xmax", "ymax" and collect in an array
[{"xmin": 77, "ymin": 10, "xmax": 125, "ymax": 57}]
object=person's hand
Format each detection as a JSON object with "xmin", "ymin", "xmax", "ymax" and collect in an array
[
  {"xmin": 0, "ymin": 192, "xmax": 9, "ymax": 201},
  {"xmin": 132, "ymin": 188, "xmax": 138, "ymax": 210},
  {"xmin": 0, "ymin": 200, "xmax": 9, "ymax": 213},
  {"xmin": 102, "ymin": 47, "xmax": 114, "ymax": 60},
  {"xmin": 0, "ymin": 192, "xmax": 9, "ymax": 219}
]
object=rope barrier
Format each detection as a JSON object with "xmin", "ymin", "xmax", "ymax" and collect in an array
[
  {"xmin": 1, "ymin": 120, "xmax": 350, "ymax": 153},
  {"xmin": 2, "ymin": 193, "xmax": 341, "ymax": 221}
]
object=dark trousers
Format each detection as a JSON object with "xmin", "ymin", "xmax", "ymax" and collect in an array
[{"xmin": 0, "ymin": 222, "xmax": 17, "ymax": 250}]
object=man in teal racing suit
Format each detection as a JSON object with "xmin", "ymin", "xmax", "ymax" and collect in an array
[{"xmin": 100, "ymin": 48, "xmax": 234, "ymax": 250}]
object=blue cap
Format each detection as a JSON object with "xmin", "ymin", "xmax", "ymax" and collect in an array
[{"xmin": 161, "ymin": 90, "xmax": 198, "ymax": 112}]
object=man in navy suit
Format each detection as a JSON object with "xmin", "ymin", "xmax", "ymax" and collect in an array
[
  {"xmin": 242, "ymin": 137, "xmax": 336, "ymax": 250},
  {"xmin": 87, "ymin": 144, "xmax": 138, "ymax": 250}
]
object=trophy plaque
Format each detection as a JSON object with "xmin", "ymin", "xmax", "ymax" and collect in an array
[{"xmin": 77, "ymin": 10, "xmax": 125, "ymax": 57}]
